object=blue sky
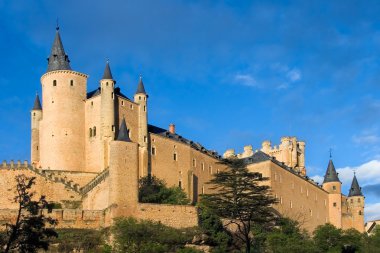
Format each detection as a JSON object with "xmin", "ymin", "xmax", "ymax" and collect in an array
[{"xmin": 1, "ymin": 0, "xmax": 380, "ymax": 221}]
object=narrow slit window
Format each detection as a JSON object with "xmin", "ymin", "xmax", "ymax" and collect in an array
[
  {"xmin": 151, "ymin": 146, "xmax": 156, "ymax": 155},
  {"xmin": 53, "ymin": 80, "xmax": 57, "ymax": 86},
  {"xmin": 93, "ymin": 127, "xmax": 96, "ymax": 136},
  {"xmin": 70, "ymin": 80, "xmax": 74, "ymax": 86}
]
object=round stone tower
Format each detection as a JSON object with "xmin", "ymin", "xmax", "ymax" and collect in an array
[
  {"xmin": 39, "ymin": 27, "xmax": 87, "ymax": 171},
  {"xmin": 347, "ymin": 174, "xmax": 365, "ymax": 232},
  {"xmin": 100, "ymin": 62, "xmax": 116, "ymax": 169},
  {"xmin": 134, "ymin": 76, "xmax": 149, "ymax": 177},
  {"xmin": 31, "ymin": 94, "xmax": 43, "ymax": 166},
  {"xmin": 322, "ymin": 159, "xmax": 342, "ymax": 228}
]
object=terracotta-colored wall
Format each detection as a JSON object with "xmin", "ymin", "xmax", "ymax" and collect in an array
[{"xmin": 247, "ymin": 160, "xmax": 329, "ymax": 232}]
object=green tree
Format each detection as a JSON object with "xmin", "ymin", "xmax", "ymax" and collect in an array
[
  {"xmin": 201, "ymin": 158, "xmax": 277, "ymax": 253},
  {"xmin": 265, "ymin": 218, "xmax": 317, "ymax": 253},
  {"xmin": 313, "ymin": 223, "xmax": 343, "ymax": 253},
  {"xmin": 111, "ymin": 217, "xmax": 197, "ymax": 253},
  {"xmin": 3, "ymin": 174, "xmax": 58, "ymax": 253},
  {"xmin": 139, "ymin": 175, "xmax": 190, "ymax": 205}
]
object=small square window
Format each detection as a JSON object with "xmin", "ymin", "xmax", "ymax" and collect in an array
[
  {"xmin": 333, "ymin": 202, "xmax": 337, "ymax": 207},
  {"xmin": 151, "ymin": 147, "xmax": 156, "ymax": 155}
]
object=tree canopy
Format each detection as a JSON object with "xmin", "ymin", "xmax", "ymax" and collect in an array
[{"xmin": 200, "ymin": 158, "xmax": 277, "ymax": 253}]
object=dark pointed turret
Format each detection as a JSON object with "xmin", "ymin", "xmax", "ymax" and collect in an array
[
  {"xmin": 348, "ymin": 174, "xmax": 363, "ymax": 197},
  {"xmin": 323, "ymin": 159, "xmax": 340, "ymax": 183},
  {"xmin": 135, "ymin": 75, "xmax": 147, "ymax": 94},
  {"xmin": 102, "ymin": 61, "xmax": 114, "ymax": 80},
  {"xmin": 32, "ymin": 94, "xmax": 42, "ymax": 110},
  {"xmin": 117, "ymin": 118, "xmax": 131, "ymax": 142},
  {"xmin": 47, "ymin": 27, "xmax": 71, "ymax": 72}
]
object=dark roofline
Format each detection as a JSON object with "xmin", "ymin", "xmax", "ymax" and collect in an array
[
  {"xmin": 148, "ymin": 124, "xmax": 221, "ymax": 160},
  {"xmin": 243, "ymin": 151, "xmax": 327, "ymax": 192}
]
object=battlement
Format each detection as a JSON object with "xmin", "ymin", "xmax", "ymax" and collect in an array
[{"xmin": 1, "ymin": 160, "xmax": 31, "ymax": 169}]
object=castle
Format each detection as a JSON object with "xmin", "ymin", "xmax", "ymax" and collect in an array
[{"xmin": 0, "ymin": 28, "xmax": 364, "ymax": 232}]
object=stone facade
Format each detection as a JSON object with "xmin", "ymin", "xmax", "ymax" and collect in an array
[{"xmin": 0, "ymin": 29, "xmax": 365, "ymax": 233}]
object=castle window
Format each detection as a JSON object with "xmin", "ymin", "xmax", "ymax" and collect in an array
[
  {"xmin": 201, "ymin": 162, "xmax": 205, "ymax": 171},
  {"xmin": 89, "ymin": 128, "xmax": 93, "ymax": 137},
  {"xmin": 33, "ymin": 112, "xmax": 35, "ymax": 116},
  {"xmin": 290, "ymin": 201, "xmax": 293, "ymax": 209},
  {"xmin": 350, "ymin": 199, "xmax": 353, "ymax": 204},
  {"xmin": 70, "ymin": 80, "xmax": 74, "ymax": 86},
  {"xmin": 144, "ymin": 136, "xmax": 147, "ymax": 143},
  {"xmin": 306, "ymin": 189, "xmax": 309, "ymax": 197},
  {"xmin": 333, "ymin": 202, "xmax": 337, "ymax": 207},
  {"xmin": 173, "ymin": 152, "xmax": 177, "ymax": 161},
  {"xmin": 358, "ymin": 198, "xmax": 361, "ymax": 203},
  {"xmin": 93, "ymin": 127, "xmax": 96, "ymax": 136},
  {"xmin": 178, "ymin": 180, "xmax": 182, "ymax": 189},
  {"xmin": 202, "ymin": 185, "xmax": 205, "ymax": 194},
  {"xmin": 106, "ymin": 82, "xmax": 109, "ymax": 86},
  {"xmin": 324, "ymin": 200, "xmax": 327, "ymax": 206},
  {"xmin": 53, "ymin": 80, "xmax": 57, "ymax": 86},
  {"xmin": 192, "ymin": 158, "xmax": 196, "ymax": 167},
  {"xmin": 36, "ymin": 146, "xmax": 38, "ymax": 151},
  {"xmin": 151, "ymin": 146, "xmax": 156, "ymax": 155},
  {"xmin": 143, "ymin": 106, "xmax": 146, "ymax": 112},
  {"xmin": 359, "ymin": 211, "xmax": 362, "ymax": 215},
  {"xmin": 91, "ymin": 101, "xmax": 93, "ymax": 106},
  {"xmin": 130, "ymin": 104, "xmax": 133, "ymax": 109},
  {"xmin": 139, "ymin": 96, "xmax": 141, "ymax": 100},
  {"xmin": 121, "ymin": 101, "xmax": 124, "ymax": 106},
  {"xmin": 112, "ymin": 125, "xmax": 115, "ymax": 132},
  {"xmin": 333, "ymin": 186, "xmax": 336, "ymax": 191},
  {"xmin": 280, "ymin": 197, "xmax": 283, "ymax": 204},
  {"xmin": 310, "ymin": 209, "xmax": 313, "ymax": 216}
]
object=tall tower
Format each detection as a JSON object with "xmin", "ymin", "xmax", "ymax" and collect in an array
[
  {"xmin": 31, "ymin": 94, "xmax": 42, "ymax": 165},
  {"xmin": 109, "ymin": 118, "xmax": 139, "ymax": 217},
  {"xmin": 134, "ymin": 76, "xmax": 149, "ymax": 177},
  {"xmin": 322, "ymin": 158, "xmax": 342, "ymax": 228},
  {"xmin": 347, "ymin": 174, "xmax": 365, "ymax": 232},
  {"xmin": 100, "ymin": 62, "xmax": 115, "ymax": 169},
  {"xmin": 39, "ymin": 27, "xmax": 88, "ymax": 171}
]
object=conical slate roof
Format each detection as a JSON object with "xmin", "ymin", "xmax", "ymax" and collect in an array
[
  {"xmin": 348, "ymin": 174, "xmax": 363, "ymax": 197},
  {"xmin": 117, "ymin": 118, "xmax": 131, "ymax": 142},
  {"xmin": 135, "ymin": 76, "xmax": 146, "ymax": 94},
  {"xmin": 32, "ymin": 94, "xmax": 42, "ymax": 110},
  {"xmin": 102, "ymin": 61, "xmax": 113, "ymax": 80},
  {"xmin": 47, "ymin": 28, "xmax": 71, "ymax": 72},
  {"xmin": 323, "ymin": 160, "xmax": 340, "ymax": 183}
]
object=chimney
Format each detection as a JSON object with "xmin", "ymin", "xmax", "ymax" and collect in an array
[{"xmin": 169, "ymin": 123, "xmax": 175, "ymax": 134}]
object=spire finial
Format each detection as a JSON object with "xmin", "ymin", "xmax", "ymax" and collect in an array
[{"xmin": 56, "ymin": 18, "xmax": 59, "ymax": 31}]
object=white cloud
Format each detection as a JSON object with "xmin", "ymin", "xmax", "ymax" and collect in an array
[
  {"xmin": 286, "ymin": 68, "xmax": 301, "ymax": 82},
  {"xmin": 233, "ymin": 74, "xmax": 257, "ymax": 87},
  {"xmin": 337, "ymin": 160, "xmax": 380, "ymax": 186},
  {"xmin": 365, "ymin": 202, "xmax": 380, "ymax": 221}
]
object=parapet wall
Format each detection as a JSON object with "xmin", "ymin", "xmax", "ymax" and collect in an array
[
  {"xmin": 0, "ymin": 209, "xmax": 106, "ymax": 229},
  {"xmin": 135, "ymin": 203, "xmax": 198, "ymax": 228}
]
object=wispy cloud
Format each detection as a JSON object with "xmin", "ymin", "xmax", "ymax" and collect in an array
[
  {"xmin": 233, "ymin": 74, "xmax": 257, "ymax": 87},
  {"xmin": 310, "ymin": 175, "xmax": 324, "ymax": 184},
  {"xmin": 366, "ymin": 202, "xmax": 380, "ymax": 221},
  {"xmin": 286, "ymin": 68, "xmax": 301, "ymax": 82},
  {"xmin": 352, "ymin": 134, "xmax": 380, "ymax": 144},
  {"xmin": 337, "ymin": 160, "xmax": 380, "ymax": 186}
]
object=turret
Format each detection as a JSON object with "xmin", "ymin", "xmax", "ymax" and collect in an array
[
  {"xmin": 109, "ymin": 119, "xmax": 139, "ymax": 217},
  {"xmin": 347, "ymin": 174, "xmax": 365, "ymax": 232},
  {"xmin": 134, "ymin": 76, "xmax": 149, "ymax": 177},
  {"xmin": 39, "ymin": 27, "xmax": 87, "ymax": 171},
  {"xmin": 322, "ymin": 158, "xmax": 342, "ymax": 228},
  {"xmin": 100, "ymin": 61, "xmax": 116, "ymax": 169},
  {"xmin": 31, "ymin": 94, "xmax": 43, "ymax": 165}
]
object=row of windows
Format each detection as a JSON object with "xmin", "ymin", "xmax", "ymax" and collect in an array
[
  {"xmin": 151, "ymin": 146, "xmax": 215, "ymax": 174},
  {"xmin": 89, "ymin": 126, "xmax": 117, "ymax": 138},
  {"xmin": 52, "ymin": 80, "xmax": 74, "ymax": 86}
]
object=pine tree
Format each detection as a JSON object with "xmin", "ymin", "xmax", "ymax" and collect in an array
[{"xmin": 201, "ymin": 158, "xmax": 277, "ymax": 253}]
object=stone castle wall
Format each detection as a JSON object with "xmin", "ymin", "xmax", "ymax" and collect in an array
[{"xmin": 247, "ymin": 160, "xmax": 329, "ymax": 232}]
